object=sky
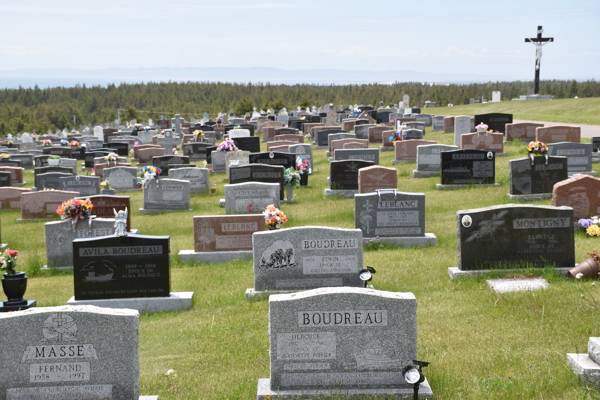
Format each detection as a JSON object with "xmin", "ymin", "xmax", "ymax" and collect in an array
[{"xmin": 0, "ymin": 0, "xmax": 598, "ymax": 83}]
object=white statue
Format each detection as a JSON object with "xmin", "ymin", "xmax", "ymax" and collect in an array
[
  {"xmin": 113, "ymin": 208, "xmax": 128, "ymax": 236},
  {"xmin": 532, "ymin": 41, "xmax": 548, "ymax": 70}
]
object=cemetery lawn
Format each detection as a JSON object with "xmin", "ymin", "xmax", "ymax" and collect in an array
[
  {"xmin": 6, "ymin": 129, "xmax": 600, "ymax": 400},
  {"xmin": 428, "ymin": 97, "xmax": 600, "ymax": 125}
]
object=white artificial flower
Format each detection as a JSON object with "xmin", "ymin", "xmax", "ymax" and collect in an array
[{"xmin": 576, "ymin": 273, "xmax": 584, "ymax": 279}]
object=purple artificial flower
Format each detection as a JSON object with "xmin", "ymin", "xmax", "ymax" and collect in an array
[{"xmin": 579, "ymin": 218, "xmax": 593, "ymax": 229}]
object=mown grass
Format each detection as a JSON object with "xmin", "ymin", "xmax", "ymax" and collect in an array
[
  {"xmin": 4, "ymin": 126, "xmax": 600, "ymax": 399},
  {"xmin": 427, "ymin": 97, "xmax": 600, "ymax": 125}
]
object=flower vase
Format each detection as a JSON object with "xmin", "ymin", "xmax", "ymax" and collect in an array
[
  {"xmin": 268, "ymin": 226, "xmax": 278, "ymax": 231},
  {"xmin": 2, "ymin": 272, "xmax": 28, "ymax": 307},
  {"xmin": 101, "ymin": 188, "xmax": 116, "ymax": 195},
  {"xmin": 300, "ymin": 173, "xmax": 309, "ymax": 186},
  {"xmin": 568, "ymin": 257, "xmax": 599, "ymax": 278}
]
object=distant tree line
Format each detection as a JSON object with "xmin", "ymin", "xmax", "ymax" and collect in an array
[{"xmin": 0, "ymin": 79, "xmax": 598, "ymax": 135}]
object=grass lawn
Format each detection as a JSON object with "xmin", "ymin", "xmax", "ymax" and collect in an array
[
  {"xmin": 427, "ymin": 97, "xmax": 600, "ymax": 125},
  {"xmin": 5, "ymin": 127, "xmax": 600, "ymax": 400}
]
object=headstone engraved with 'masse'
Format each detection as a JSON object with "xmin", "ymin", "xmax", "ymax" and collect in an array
[
  {"xmin": 247, "ymin": 226, "xmax": 364, "ymax": 298},
  {"xmin": 229, "ymin": 164, "xmax": 285, "ymax": 201},
  {"xmin": 0, "ymin": 305, "xmax": 159, "ymax": 400},
  {"xmin": 179, "ymin": 215, "xmax": 265, "ymax": 264},
  {"xmin": 439, "ymin": 149, "xmax": 497, "ymax": 187},
  {"xmin": 413, "ymin": 144, "xmax": 458, "ymax": 178},
  {"xmin": 547, "ymin": 142, "xmax": 594, "ymax": 176},
  {"xmin": 508, "ymin": 156, "xmax": 568, "ymax": 198},
  {"xmin": 224, "ymin": 182, "xmax": 280, "ymax": 215},
  {"xmin": 355, "ymin": 190, "xmax": 436, "ymax": 246},
  {"xmin": 256, "ymin": 287, "xmax": 432, "ymax": 399},
  {"xmin": 451, "ymin": 204, "xmax": 574, "ymax": 278},
  {"xmin": 44, "ymin": 218, "xmax": 115, "ymax": 269},
  {"xmin": 20, "ymin": 190, "xmax": 79, "ymax": 221},
  {"xmin": 140, "ymin": 179, "xmax": 190, "ymax": 213},
  {"xmin": 552, "ymin": 174, "xmax": 600, "ymax": 220}
]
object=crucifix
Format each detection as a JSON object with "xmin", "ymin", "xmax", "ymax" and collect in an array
[{"xmin": 524, "ymin": 25, "xmax": 554, "ymax": 95}]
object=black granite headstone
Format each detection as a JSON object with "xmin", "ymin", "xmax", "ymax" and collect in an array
[
  {"xmin": 233, "ymin": 136, "xmax": 261, "ymax": 153},
  {"xmin": 330, "ymin": 160, "xmax": 374, "ymax": 190},
  {"xmin": 73, "ymin": 234, "xmax": 170, "ymax": 300},
  {"xmin": 84, "ymin": 151, "xmax": 113, "ymax": 168},
  {"xmin": 593, "ymin": 137, "xmax": 600, "ymax": 153},
  {"xmin": 474, "ymin": 113, "xmax": 513, "ymax": 133},
  {"xmin": 0, "ymin": 171, "xmax": 11, "ymax": 187},
  {"xmin": 34, "ymin": 155, "xmax": 50, "ymax": 168},
  {"xmin": 43, "ymin": 147, "xmax": 72, "ymax": 158},
  {"xmin": 152, "ymin": 155, "xmax": 190, "ymax": 176},
  {"xmin": 376, "ymin": 111, "xmax": 392, "ymax": 124},
  {"xmin": 229, "ymin": 164, "xmax": 285, "ymax": 200},
  {"xmin": 317, "ymin": 129, "xmax": 345, "ymax": 146},
  {"xmin": 441, "ymin": 149, "xmax": 496, "ymax": 185},
  {"xmin": 206, "ymin": 145, "xmax": 218, "ymax": 164},
  {"xmin": 354, "ymin": 119, "xmax": 370, "ymax": 126},
  {"xmin": 238, "ymin": 123, "xmax": 255, "ymax": 135},
  {"xmin": 36, "ymin": 172, "xmax": 72, "ymax": 190},
  {"xmin": 183, "ymin": 142, "xmax": 212, "ymax": 160},
  {"xmin": 457, "ymin": 204, "xmax": 574, "ymax": 270},
  {"xmin": 274, "ymin": 128, "xmax": 297, "ymax": 136},
  {"xmin": 0, "ymin": 159, "xmax": 21, "ymax": 168},
  {"xmin": 103, "ymin": 142, "xmax": 128, "ymax": 157},
  {"xmin": 34, "ymin": 166, "xmax": 74, "ymax": 186},
  {"xmin": 248, "ymin": 152, "xmax": 295, "ymax": 170},
  {"xmin": 509, "ymin": 156, "xmax": 568, "ymax": 195}
]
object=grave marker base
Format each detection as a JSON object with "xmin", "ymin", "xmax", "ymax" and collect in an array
[
  {"xmin": 567, "ymin": 354, "xmax": 600, "ymax": 388},
  {"xmin": 67, "ymin": 292, "xmax": 194, "ymax": 313},
  {"xmin": 111, "ymin": 188, "xmax": 143, "ymax": 192},
  {"xmin": 507, "ymin": 193, "xmax": 552, "ymax": 201},
  {"xmin": 324, "ymin": 189, "xmax": 357, "ymax": 199},
  {"xmin": 487, "ymin": 278, "xmax": 549, "ymax": 293},
  {"xmin": 138, "ymin": 208, "xmax": 193, "ymax": 214},
  {"xmin": 16, "ymin": 217, "xmax": 56, "ymax": 223},
  {"xmin": 316, "ymin": 145, "xmax": 328, "ymax": 150},
  {"xmin": 436, "ymin": 183, "xmax": 500, "ymax": 190},
  {"xmin": 379, "ymin": 146, "xmax": 395, "ymax": 152},
  {"xmin": 0, "ymin": 299, "xmax": 36, "ymax": 312},
  {"xmin": 412, "ymin": 170, "xmax": 439, "ymax": 178},
  {"xmin": 568, "ymin": 171, "xmax": 597, "ymax": 177},
  {"xmin": 245, "ymin": 285, "xmax": 374, "ymax": 301},
  {"xmin": 448, "ymin": 266, "xmax": 570, "ymax": 280},
  {"xmin": 179, "ymin": 250, "xmax": 252, "ymax": 264},
  {"xmin": 256, "ymin": 378, "xmax": 433, "ymax": 399},
  {"xmin": 363, "ymin": 233, "xmax": 436, "ymax": 247},
  {"xmin": 11, "ymin": 182, "xmax": 26, "ymax": 187},
  {"xmin": 392, "ymin": 159, "xmax": 415, "ymax": 164}
]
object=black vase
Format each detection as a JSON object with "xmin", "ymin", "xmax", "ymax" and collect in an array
[
  {"xmin": 300, "ymin": 173, "xmax": 309, "ymax": 186},
  {"xmin": 2, "ymin": 272, "xmax": 28, "ymax": 306}
]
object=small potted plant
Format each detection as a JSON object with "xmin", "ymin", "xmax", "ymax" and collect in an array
[
  {"xmin": 56, "ymin": 198, "xmax": 94, "ymax": 229},
  {"xmin": 263, "ymin": 205, "xmax": 288, "ymax": 230},
  {"xmin": 48, "ymin": 155, "xmax": 61, "ymax": 166},
  {"xmin": 216, "ymin": 139, "xmax": 238, "ymax": 152},
  {"xmin": 68, "ymin": 140, "xmax": 80, "ymax": 148},
  {"xmin": 1, "ymin": 249, "xmax": 30, "ymax": 308},
  {"xmin": 569, "ymin": 251, "xmax": 600, "ymax": 279},
  {"xmin": 296, "ymin": 157, "xmax": 310, "ymax": 186},
  {"xmin": 43, "ymin": 139, "xmax": 52, "ymax": 147},
  {"xmin": 209, "ymin": 182, "xmax": 217, "ymax": 195}
]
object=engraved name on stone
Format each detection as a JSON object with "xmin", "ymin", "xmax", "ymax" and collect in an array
[
  {"xmin": 280, "ymin": 372, "xmax": 401, "ymax": 387},
  {"xmin": 283, "ymin": 363, "xmax": 331, "ymax": 371},
  {"xmin": 557, "ymin": 149, "xmax": 585, "ymax": 155},
  {"xmin": 7, "ymin": 384, "xmax": 112, "ymax": 400},
  {"xmin": 222, "ymin": 222, "xmax": 258, "ymax": 231},
  {"xmin": 452, "ymin": 154, "xmax": 485, "ymax": 159},
  {"xmin": 534, "ymin": 163, "xmax": 564, "ymax": 171},
  {"xmin": 232, "ymin": 189, "xmax": 269, "ymax": 197},
  {"xmin": 276, "ymin": 332, "xmax": 336, "ymax": 360},
  {"xmin": 79, "ymin": 246, "xmax": 163, "ymax": 256},
  {"xmin": 298, "ymin": 310, "xmax": 388, "ymax": 327},
  {"xmin": 378, "ymin": 200, "xmax": 418, "ymax": 208},
  {"xmin": 301, "ymin": 239, "xmax": 358, "ymax": 250},
  {"xmin": 512, "ymin": 218, "xmax": 570, "ymax": 229},
  {"xmin": 275, "ymin": 278, "xmax": 342, "ymax": 289},
  {"xmin": 77, "ymin": 229, "xmax": 112, "ymax": 238},
  {"xmin": 302, "ymin": 256, "xmax": 358, "ymax": 274},
  {"xmin": 254, "ymin": 172, "xmax": 281, "ymax": 178}
]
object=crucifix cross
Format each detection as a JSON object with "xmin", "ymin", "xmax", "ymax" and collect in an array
[
  {"xmin": 524, "ymin": 25, "xmax": 554, "ymax": 95},
  {"xmin": 174, "ymin": 114, "xmax": 183, "ymax": 136}
]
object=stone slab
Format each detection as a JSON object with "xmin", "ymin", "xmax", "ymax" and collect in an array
[
  {"xmin": 567, "ymin": 353, "xmax": 600, "ymax": 388},
  {"xmin": 411, "ymin": 170, "xmax": 439, "ymax": 178},
  {"xmin": 448, "ymin": 266, "xmax": 570, "ymax": 280},
  {"xmin": 362, "ymin": 233, "xmax": 436, "ymax": 247},
  {"xmin": 436, "ymin": 183, "xmax": 500, "ymax": 190},
  {"xmin": 67, "ymin": 292, "xmax": 194, "ymax": 313},
  {"xmin": 487, "ymin": 278, "xmax": 549, "ymax": 293},
  {"xmin": 178, "ymin": 250, "xmax": 253, "ymax": 264},
  {"xmin": 324, "ymin": 189, "xmax": 357, "ymax": 199},
  {"xmin": 256, "ymin": 377, "xmax": 432, "ymax": 399},
  {"xmin": 507, "ymin": 193, "xmax": 552, "ymax": 201}
]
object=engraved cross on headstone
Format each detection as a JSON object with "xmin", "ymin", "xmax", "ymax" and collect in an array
[
  {"xmin": 524, "ymin": 25, "xmax": 554, "ymax": 95},
  {"xmin": 157, "ymin": 130, "xmax": 180, "ymax": 155}
]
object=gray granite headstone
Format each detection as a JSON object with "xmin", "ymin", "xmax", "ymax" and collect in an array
[
  {"xmin": 9, "ymin": 154, "xmax": 33, "ymax": 169},
  {"xmin": 547, "ymin": 142, "xmax": 593, "ymax": 176},
  {"xmin": 142, "ymin": 178, "xmax": 190, "ymax": 211},
  {"xmin": 415, "ymin": 114, "xmax": 432, "ymax": 126},
  {"xmin": 327, "ymin": 133, "xmax": 355, "ymax": 153},
  {"xmin": 454, "ymin": 116, "xmax": 471, "ymax": 146},
  {"xmin": 251, "ymin": 226, "xmax": 364, "ymax": 294},
  {"xmin": 0, "ymin": 305, "xmax": 144, "ymax": 400},
  {"xmin": 168, "ymin": 167, "xmax": 208, "ymax": 194},
  {"xmin": 104, "ymin": 167, "xmax": 138, "ymax": 190},
  {"xmin": 36, "ymin": 172, "xmax": 73, "ymax": 190},
  {"xmin": 288, "ymin": 144, "xmax": 313, "ymax": 174},
  {"xmin": 355, "ymin": 191, "xmax": 426, "ymax": 238},
  {"xmin": 224, "ymin": 182, "xmax": 280, "ymax": 215},
  {"xmin": 59, "ymin": 158, "xmax": 77, "ymax": 174},
  {"xmin": 261, "ymin": 287, "xmax": 418, "ymax": 393},
  {"xmin": 415, "ymin": 144, "xmax": 458, "ymax": 173},
  {"xmin": 333, "ymin": 148, "xmax": 380, "ymax": 165},
  {"xmin": 354, "ymin": 124, "xmax": 376, "ymax": 139},
  {"xmin": 211, "ymin": 151, "xmax": 226, "ymax": 173},
  {"xmin": 456, "ymin": 204, "xmax": 574, "ymax": 271},
  {"xmin": 45, "ymin": 218, "xmax": 115, "ymax": 268},
  {"xmin": 432, "ymin": 116, "xmax": 445, "ymax": 131},
  {"xmin": 59, "ymin": 175, "xmax": 101, "ymax": 196}
]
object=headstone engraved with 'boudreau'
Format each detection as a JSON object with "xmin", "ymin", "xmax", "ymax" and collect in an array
[
  {"xmin": 509, "ymin": 156, "xmax": 568, "ymax": 196},
  {"xmin": 440, "ymin": 149, "xmax": 496, "ymax": 185},
  {"xmin": 73, "ymin": 234, "xmax": 170, "ymax": 300},
  {"xmin": 256, "ymin": 287, "xmax": 432, "ymax": 399},
  {"xmin": 248, "ymin": 226, "xmax": 364, "ymax": 297},
  {"xmin": 0, "ymin": 305, "xmax": 144, "ymax": 400},
  {"xmin": 454, "ymin": 204, "xmax": 574, "ymax": 273}
]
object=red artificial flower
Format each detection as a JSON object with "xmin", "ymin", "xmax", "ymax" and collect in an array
[{"xmin": 6, "ymin": 250, "xmax": 19, "ymax": 257}]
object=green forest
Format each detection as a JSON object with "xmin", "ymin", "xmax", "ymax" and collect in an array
[{"xmin": 0, "ymin": 79, "xmax": 598, "ymax": 135}]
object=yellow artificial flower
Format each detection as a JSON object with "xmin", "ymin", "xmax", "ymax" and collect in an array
[{"xmin": 587, "ymin": 224, "xmax": 600, "ymax": 236}]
